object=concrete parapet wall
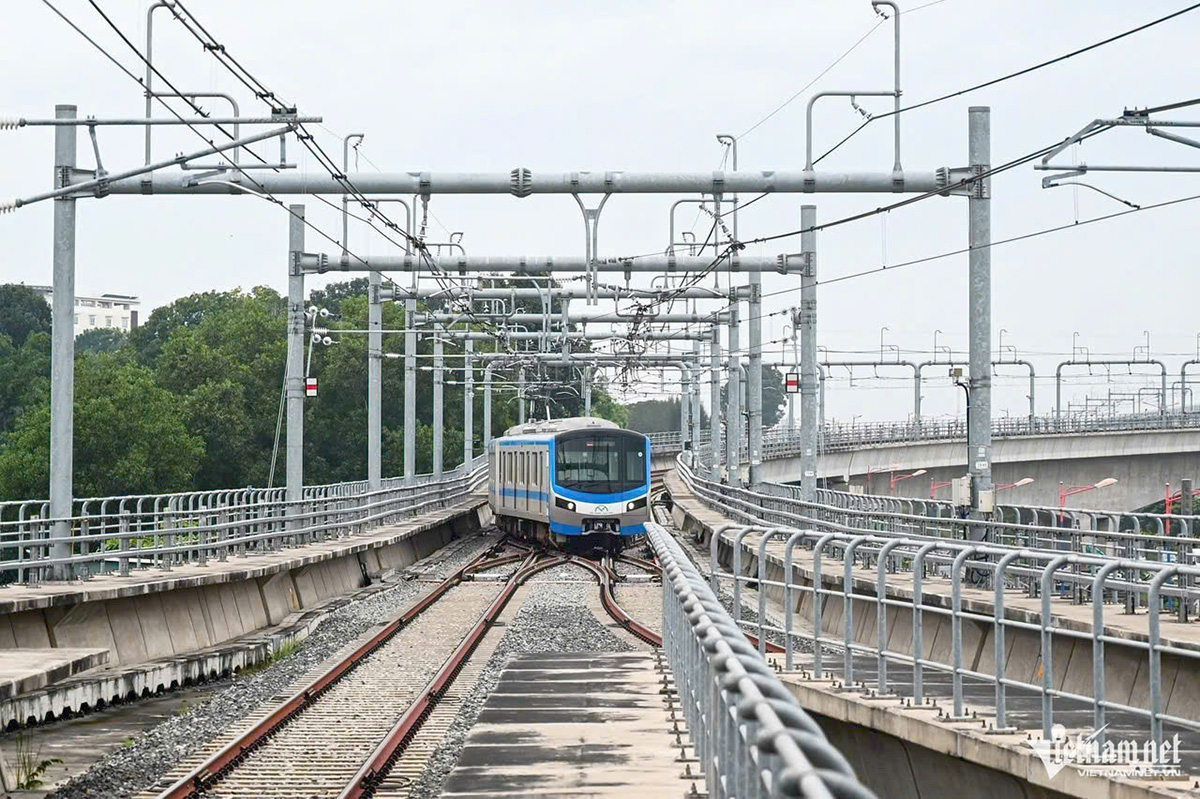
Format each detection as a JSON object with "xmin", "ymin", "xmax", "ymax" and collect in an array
[
  {"xmin": 758, "ymin": 428, "xmax": 1200, "ymax": 510},
  {"xmin": 0, "ymin": 499, "xmax": 487, "ymax": 729},
  {"xmin": 789, "ymin": 677, "xmax": 1189, "ymax": 799}
]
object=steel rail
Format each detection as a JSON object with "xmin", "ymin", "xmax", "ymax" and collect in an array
[
  {"xmin": 153, "ymin": 540, "xmax": 514, "ymax": 799},
  {"xmin": 340, "ymin": 553, "xmax": 569, "ymax": 799},
  {"xmin": 574, "ymin": 555, "xmax": 663, "ymax": 648}
]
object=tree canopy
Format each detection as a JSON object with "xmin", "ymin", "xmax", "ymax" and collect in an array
[
  {"xmin": 0, "ymin": 285, "xmax": 51, "ymax": 348},
  {"xmin": 0, "ymin": 279, "xmax": 680, "ymax": 501}
]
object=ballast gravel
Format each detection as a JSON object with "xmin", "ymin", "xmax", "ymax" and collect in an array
[
  {"xmin": 404, "ymin": 577, "xmax": 636, "ymax": 799},
  {"xmin": 47, "ymin": 532, "xmax": 499, "ymax": 799}
]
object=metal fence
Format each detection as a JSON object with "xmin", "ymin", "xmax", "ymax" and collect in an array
[
  {"xmin": 759, "ymin": 482, "xmax": 1200, "ymax": 564},
  {"xmin": 673, "ymin": 458, "xmax": 1200, "ymax": 746},
  {"xmin": 647, "ymin": 410, "xmax": 1200, "ymax": 458},
  {"xmin": 648, "ymin": 521, "xmax": 878, "ymax": 799},
  {"xmin": 0, "ymin": 456, "xmax": 487, "ymax": 585}
]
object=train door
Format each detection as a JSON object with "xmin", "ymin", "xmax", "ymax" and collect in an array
[
  {"xmin": 520, "ymin": 449, "xmax": 528, "ymax": 512},
  {"xmin": 538, "ymin": 449, "xmax": 548, "ymax": 515}
]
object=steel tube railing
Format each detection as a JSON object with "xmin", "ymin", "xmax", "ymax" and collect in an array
[
  {"xmin": 677, "ymin": 457, "xmax": 1200, "ymax": 748},
  {"xmin": 648, "ymin": 521, "xmax": 877, "ymax": 799},
  {"xmin": 0, "ymin": 456, "xmax": 487, "ymax": 584}
]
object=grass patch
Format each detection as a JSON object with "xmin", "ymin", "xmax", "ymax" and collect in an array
[
  {"xmin": 240, "ymin": 639, "xmax": 302, "ymax": 677},
  {"xmin": 13, "ymin": 731, "xmax": 63, "ymax": 789}
]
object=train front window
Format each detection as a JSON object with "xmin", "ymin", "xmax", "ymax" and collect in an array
[{"xmin": 554, "ymin": 434, "xmax": 646, "ymax": 494}]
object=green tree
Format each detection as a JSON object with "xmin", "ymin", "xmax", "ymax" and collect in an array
[
  {"xmin": 128, "ymin": 290, "xmax": 242, "ymax": 368},
  {"xmin": 0, "ymin": 332, "xmax": 51, "ymax": 435},
  {"xmin": 76, "ymin": 328, "xmax": 127, "ymax": 355},
  {"xmin": 0, "ymin": 285, "xmax": 51, "ymax": 347},
  {"xmin": 307, "ymin": 278, "xmax": 370, "ymax": 316},
  {"xmin": 720, "ymin": 364, "xmax": 788, "ymax": 429},
  {"xmin": 626, "ymin": 399, "xmax": 681, "ymax": 434},
  {"xmin": 0, "ymin": 353, "xmax": 203, "ymax": 500},
  {"xmin": 152, "ymin": 287, "xmax": 288, "ymax": 489}
]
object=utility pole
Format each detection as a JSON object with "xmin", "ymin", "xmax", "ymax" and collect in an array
[
  {"xmin": 726, "ymin": 301, "xmax": 741, "ymax": 487},
  {"xmin": 287, "ymin": 206, "xmax": 306, "ymax": 538},
  {"xmin": 709, "ymin": 327, "xmax": 722, "ymax": 481},
  {"xmin": 49, "ymin": 104, "xmax": 77, "ymax": 579},
  {"xmin": 463, "ymin": 337, "xmax": 474, "ymax": 465},
  {"xmin": 367, "ymin": 275, "xmax": 382, "ymax": 493},
  {"xmin": 799, "ymin": 205, "xmax": 818, "ymax": 502},
  {"xmin": 404, "ymin": 298, "xmax": 416, "ymax": 482},
  {"xmin": 748, "ymin": 278, "xmax": 763, "ymax": 488},
  {"xmin": 433, "ymin": 330, "xmax": 444, "ymax": 478},
  {"xmin": 968, "ymin": 107, "xmax": 993, "ymax": 517}
]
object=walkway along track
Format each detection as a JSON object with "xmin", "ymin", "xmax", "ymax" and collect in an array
[{"xmin": 155, "ymin": 542, "xmax": 662, "ymax": 799}]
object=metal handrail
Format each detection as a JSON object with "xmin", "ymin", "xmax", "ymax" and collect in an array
[
  {"xmin": 648, "ymin": 521, "xmax": 878, "ymax": 799},
  {"xmin": 673, "ymin": 460, "xmax": 1200, "ymax": 747},
  {"xmin": 0, "ymin": 456, "xmax": 488, "ymax": 584},
  {"xmin": 647, "ymin": 410, "xmax": 1200, "ymax": 456}
]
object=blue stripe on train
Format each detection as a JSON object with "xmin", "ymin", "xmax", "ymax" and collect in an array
[
  {"xmin": 497, "ymin": 487, "xmax": 549, "ymax": 501},
  {"xmin": 550, "ymin": 521, "xmax": 646, "ymax": 537}
]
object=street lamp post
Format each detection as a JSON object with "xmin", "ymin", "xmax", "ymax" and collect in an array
[
  {"xmin": 889, "ymin": 468, "xmax": 927, "ymax": 495},
  {"xmin": 1058, "ymin": 477, "xmax": 1118, "ymax": 522},
  {"xmin": 865, "ymin": 463, "xmax": 899, "ymax": 494},
  {"xmin": 997, "ymin": 477, "xmax": 1035, "ymax": 491},
  {"xmin": 931, "ymin": 479, "xmax": 954, "ymax": 499}
]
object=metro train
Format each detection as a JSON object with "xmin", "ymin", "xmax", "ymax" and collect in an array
[{"xmin": 487, "ymin": 417, "xmax": 651, "ymax": 551}]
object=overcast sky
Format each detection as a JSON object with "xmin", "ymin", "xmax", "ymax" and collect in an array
[{"xmin": 3, "ymin": 0, "xmax": 1199, "ymax": 422}]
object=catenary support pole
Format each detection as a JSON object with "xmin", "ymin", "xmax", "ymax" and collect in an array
[
  {"xmin": 691, "ymin": 329, "xmax": 702, "ymax": 459},
  {"xmin": 404, "ymin": 298, "xmax": 416, "ymax": 482},
  {"xmin": 748, "ymin": 272, "xmax": 763, "ymax": 487},
  {"xmin": 583, "ymin": 367, "xmax": 592, "ymax": 416},
  {"xmin": 464, "ymin": 337, "xmax": 474, "ymax": 465},
  {"xmin": 483, "ymin": 364, "xmax": 495, "ymax": 447},
  {"xmin": 49, "ymin": 104, "xmax": 77, "ymax": 579},
  {"xmin": 710, "ymin": 326, "xmax": 722, "ymax": 480},
  {"xmin": 518, "ymin": 368, "xmax": 526, "ymax": 424},
  {"xmin": 800, "ymin": 204, "xmax": 819, "ymax": 502},
  {"xmin": 367, "ymin": 274, "xmax": 382, "ymax": 492},
  {"xmin": 968, "ymin": 107, "xmax": 993, "ymax": 518},
  {"xmin": 287, "ymin": 205, "xmax": 306, "ymax": 538},
  {"xmin": 726, "ymin": 302, "xmax": 741, "ymax": 488},
  {"xmin": 433, "ymin": 331, "xmax": 444, "ymax": 478},
  {"xmin": 679, "ymin": 366, "xmax": 691, "ymax": 446}
]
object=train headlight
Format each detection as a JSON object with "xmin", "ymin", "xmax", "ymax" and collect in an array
[
  {"xmin": 555, "ymin": 496, "xmax": 576, "ymax": 511},
  {"xmin": 626, "ymin": 497, "xmax": 648, "ymax": 511}
]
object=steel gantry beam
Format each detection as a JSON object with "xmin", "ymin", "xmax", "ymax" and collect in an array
[
  {"xmin": 301, "ymin": 254, "xmax": 793, "ymax": 274},
  {"xmin": 383, "ymin": 285, "xmax": 737, "ymax": 302},
  {"xmin": 416, "ymin": 311, "xmax": 726, "ymax": 325},
  {"xmin": 83, "ymin": 168, "xmax": 954, "ymax": 197}
]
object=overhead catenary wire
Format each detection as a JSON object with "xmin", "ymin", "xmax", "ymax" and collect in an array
[
  {"xmin": 812, "ymin": 2, "xmax": 1200, "ymax": 166},
  {"xmin": 736, "ymin": 0, "xmax": 950, "ymax": 141}
]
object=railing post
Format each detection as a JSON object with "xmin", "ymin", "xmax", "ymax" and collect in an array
[{"xmin": 118, "ymin": 509, "xmax": 131, "ymax": 577}]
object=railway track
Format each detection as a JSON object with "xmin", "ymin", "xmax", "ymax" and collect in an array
[{"xmin": 149, "ymin": 539, "xmax": 661, "ymax": 799}]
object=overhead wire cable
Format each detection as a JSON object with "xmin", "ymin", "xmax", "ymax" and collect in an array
[{"xmin": 812, "ymin": 2, "xmax": 1200, "ymax": 165}]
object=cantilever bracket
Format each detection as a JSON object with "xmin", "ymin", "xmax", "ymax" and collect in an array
[{"xmin": 1040, "ymin": 166, "xmax": 1087, "ymax": 189}]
